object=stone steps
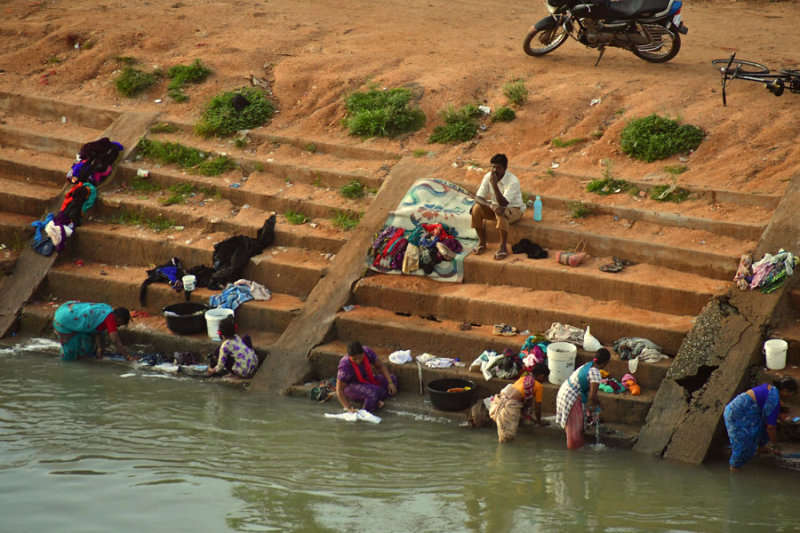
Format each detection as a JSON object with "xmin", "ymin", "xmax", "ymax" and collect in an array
[
  {"xmin": 0, "ymin": 91, "xmax": 119, "ymax": 130},
  {"xmin": 310, "ymin": 340, "xmax": 655, "ymax": 427},
  {"xmin": 0, "ymin": 177, "xmax": 60, "ymax": 218},
  {"xmin": 352, "ymin": 274, "xmax": 693, "ymax": 355},
  {"xmin": 332, "ymin": 305, "xmax": 669, "ymax": 391},
  {"xmin": 64, "ymin": 222, "xmax": 329, "ymax": 299},
  {"xmin": 40, "ymin": 263, "xmax": 303, "ymax": 336},
  {"xmin": 0, "ymin": 149, "xmax": 72, "ymax": 188}
]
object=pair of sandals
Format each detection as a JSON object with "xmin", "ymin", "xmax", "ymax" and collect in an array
[
  {"xmin": 492, "ymin": 323, "xmax": 517, "ymax": 336},
  {"xmin": 473, "ymin": 244, "xmax": 508, "ymax": 261},
  {"xmin": 599, "ymin": 257, "xmax": 635, "ymax": 273}
]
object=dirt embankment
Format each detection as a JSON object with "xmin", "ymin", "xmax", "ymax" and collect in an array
[{"xmin": 1, "ymin": 0, "xmax": 798, "ymax": 217}]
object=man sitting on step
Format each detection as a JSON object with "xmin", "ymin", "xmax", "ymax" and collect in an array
[{"xmin": 471, "ymin": 153, "xmax": 526, "ymax": 261}]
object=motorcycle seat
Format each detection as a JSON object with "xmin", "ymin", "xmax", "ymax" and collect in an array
[{"xmin": 605, "ymin": 0, "xmax": 671, "ymax": 19}]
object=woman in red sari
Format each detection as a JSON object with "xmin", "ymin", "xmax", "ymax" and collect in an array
[{"xmin": 335, "ymin": 341, "xmax": 398, "ymax": 412}]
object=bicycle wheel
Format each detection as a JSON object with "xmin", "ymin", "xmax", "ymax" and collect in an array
[
  {"xmin": 523, "ymin": 18, "xmax": 568, "ymax": 57},
  {"xmin": 711, "ymin": 58, "xmax": 769, "ymax": 75}
]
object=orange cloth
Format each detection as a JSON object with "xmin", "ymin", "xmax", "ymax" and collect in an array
[
  {"xmin": 623, "ymin": 379, "xmax": 641, "ymax": 396},
  {"xmin": 511, "ymin": 375, "xmax": 543, "ymax": 403}
]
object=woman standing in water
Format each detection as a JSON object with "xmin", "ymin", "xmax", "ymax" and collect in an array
[
  {"xmin": 336, "ymin": 341, "xmax": 397, "ymax": 412},
  {"xmin": 724, "ymin": 377, "xmax": 798, "ymax": 471},
  {"xmin": 555, "ymin": 347, "xmax": 610, "ymax": 449},
  {"xmin": 53, "ymin": 301, "xmax": 131, "ymax": 361}
]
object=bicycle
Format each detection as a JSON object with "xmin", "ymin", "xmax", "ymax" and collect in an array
[{"xmin": 711, "ymin": 53, "xmax": 800, "ymax": 106}]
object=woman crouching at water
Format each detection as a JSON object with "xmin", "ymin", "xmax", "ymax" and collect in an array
[
  {"xmin": 724, "ymin": 377, "xmax": 798, "ymax": 471},
  {"xmin": 336, "ymin": 341, "xmax": 397, "ymax": 412},
  {"xmin": 53, "ymin": 301, "xmax": 131, "ymax": 361},
  {"xmin": 489, "ymin": 361, "xmax": 551, "ymax": 442},
  {"xmin": 555, "ymin": 347, "xmax": 611, "ymax": 449}
]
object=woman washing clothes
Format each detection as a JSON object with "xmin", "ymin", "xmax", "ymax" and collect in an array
[
  {"xmin": 52, "ymin": 301, "xmax": 131, "ymax": 361},
  {"xmin": 207, "ymin": 317, "xmax": 258, "ymax": 379},
  {"xmin": 724, "ymin": 377, "xmax": 798, "ymax": 471},
  {"xmin": 489, "ymin": 361, "xmax": 551, "ymax": 442},
  {"xmin": 555, "ymin": 347, "xmax": 611, "ymax": 449},
  {"xmin": 336, "ymin": 341, "xmax": 398, "ymax": 412}
]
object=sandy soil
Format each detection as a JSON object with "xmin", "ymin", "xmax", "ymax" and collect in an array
[{"xmin": 1, "ymin": 0, "xmax": 799, "ymax": 240}]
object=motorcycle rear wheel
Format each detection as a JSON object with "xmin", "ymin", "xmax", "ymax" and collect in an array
[
  {"xmin": 632, "ymin": 29, "xmax": 680, "ymax": 63},
  {"xmin": 523, "ymin": 20, "xmax": 568, "ymax": 57}
]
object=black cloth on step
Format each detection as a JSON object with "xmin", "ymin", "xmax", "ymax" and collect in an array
[
  {"xmin": 511, "ymin": 238, "xmax": 548, "ymax": 259},
  {"xmin": 79, "ymin": 137, "xmax": 123, "ymax": 172},
  {"xmin": 139, "ymin": 257, "xmax": 185, "ymax": 306},
  {"xmin": 209, "ymin": 214, "xmax": 275, "ymax": 289}
]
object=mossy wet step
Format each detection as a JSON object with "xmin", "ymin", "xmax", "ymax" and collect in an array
[
  {"xmin": 41, "ymin": 264, "xmax": 303, "ymax": 335},
  {"xmin": 353, "ymin": 275, "xmax": 693, "ymax": 355},
  {"xmin": 309, "ymin": 340, "xmax": 655, "ymax": 427}
]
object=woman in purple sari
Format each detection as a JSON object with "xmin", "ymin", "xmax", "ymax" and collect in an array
[{"xmin": 336, "ymin": 341, "xmax": 398, "ymax": 412}]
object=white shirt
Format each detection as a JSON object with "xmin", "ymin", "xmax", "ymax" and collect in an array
[{"xmin": 476, "ymin": 170, "xmax": 525, "ymax": 210}]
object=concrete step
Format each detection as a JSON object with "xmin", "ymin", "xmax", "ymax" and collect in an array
[
  {"xmin": 0, "ymin": 123, "xmax": 96, "ymax": 159},
  {"xmin": 40, "ymin": 263, "xmax": 304, "ymax": 335},
  {"xmin": 95, "ymin": 187, "xmax": 346, "ymax": 254},
  {"xmin": 310, "ymin": 341, "xmax": 655, "ymax": 426},
  {"xmin": 0, "ymin": 149, "xmax": 72, "ymax": 188},
  {"xmin": 495, "ymin": 215, "xmax": 745, "ymax": 281},
  {"xmin": 145, "ymin": 129, "xmax": 389, "ymax": 191},
  {"xmin": 0, "ymin": 211, "xmax": 35, "ymax": 246},
  {"xmin": 115, "ymin": 163, "xmax": 371, "ymax": 223},
  {"xmin": 333, "ymin": 305, "xmax": 669, "ymax": 391},
  {"xmin": 462, "ymin": 251, "xmax": 725, "ymax": 317},
  {"xmin": 0, "ymin": 91, "xmax": 119, "ymax": 130},
  {"xmin": 0, "ymin": 177, "xmax": 61, "ymax": 217},
  {"xmin": 353, "ymin": 274, "xmax": 692, "ymax": 355},
  {"xmin": 64, "ymin": 222, "xmax": 328, "ymax": 299}
]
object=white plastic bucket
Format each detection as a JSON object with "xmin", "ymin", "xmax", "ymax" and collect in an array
[
  {"xmin": 764, "ymin": 338, "xmax": 788, "ymax": 370},
  {"xmin": 205, "ymin": 308, "xmax": 234, "ymax": 340},
  {"xmin": 182, "ymin": 275, "xmax": 196, "ymax": 292},
  {"xmin": 547, "ymin": 342, "xmax": 577, "ymax": 385}
]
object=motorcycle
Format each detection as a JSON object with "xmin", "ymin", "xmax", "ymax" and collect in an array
[{"xmin": 523, "ymin": 0, "xmax": 688, "ymax": 64}]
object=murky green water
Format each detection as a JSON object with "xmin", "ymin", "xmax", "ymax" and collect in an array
[{"xmin": 1, "ymin": 339, "xmax": 799, "ymax": 532}]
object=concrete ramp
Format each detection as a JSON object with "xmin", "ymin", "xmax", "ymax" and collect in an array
[{"xmin": 0, "ymin": 110, "xmax": 158, "ymax": 338}]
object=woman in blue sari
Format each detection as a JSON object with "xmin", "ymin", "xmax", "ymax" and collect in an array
[
  {"xmin": 724, "ymin": 377, "xmax": 798, "ymax": 471},
  {"xmin": 53, "ymin": 301, "xmax": 131, "ymax": 361}
]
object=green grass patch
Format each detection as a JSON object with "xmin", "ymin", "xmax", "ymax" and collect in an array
[
  {"xmin": 166, "ymin": 59, "xmax": 211, "ymax": 102},
  {"xmin": 552, "ymin": 137, "xmax": 587, "ymax": 148},
  {"xmin": 521, "ymin": 191, "xmax": 532, "ymax": 205},
  {"xmin": 195, "ymin": 87, "xmax": 275, "ymax": 137},
  {"xmin": 429, "ymin": 104, "xmax": 482, "ymax": 144},
  {"xmin": 111, "ymin": 210, "xmax": 175, "ymax": 232},
  {"xmin": 492, "ymin": 106, "xmax": 516, "ymax": 122},
  {"xmin": 502, "ymin": 79, "xmax": 528, "ymax": 106},
  {"xmin": 590, "ymin": 129, "xmax": 604, "ymax": 139},
  {"xmin": 412, "ymin": 148, "xmax": 429, "ymax": 157},
  {"xmin": 305, "ymin": 143, "xmax": 317, "ymax": 153},
  {"xmin": 566, "ymin": 201, "xmax": 593, "ymax": 219},
  {"xmin": 285, "ymin": 210, "xmax": 310, "ymax": 225},
  {"xmin": 331, "ymin": 209, "xmax": 362, "ymax": 231},
  {"xmin": 339, "ymin": 179, "xmax": 366, "ymax": 200},
  {"xmin": 650, "ymin": 184, "xmax": 690, "ymax": 203},
  {"xmin": 344, "ymin": 86, "xmax": 426, "ymax": 138},
  {"xmin": 131, "ymin": 177, "xmax": 160, "ymax": 192},
  {"xmin": 620, "ymin": 114, "xmax": 704, "ymax": 162},
  {"xmin": 137, "ymin": 138, "xmax": 236, "ymax": 176},
  {"xmin": 149, "ymin": 122, "xmax": 179, "ymax": 134},
  {"xmin": 114, "ymin": 55, "xmax": 136, "ymax": 65},
  {"xmin": 663, "ymin": 164, "xmax": 689, "ymax": 175},
  {"xmin": 115, "ymin": 66, "xmax": 160, "ymax": 97}
]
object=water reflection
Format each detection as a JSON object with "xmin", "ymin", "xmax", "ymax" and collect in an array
[{"xmin": 1, "ymin": 343, "xmax": 799, "ymax": 532}]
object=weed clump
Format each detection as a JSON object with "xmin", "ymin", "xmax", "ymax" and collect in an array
[
  {"xmin": 111, "ymin": 210, "xmax": 175, "ymax": 232},
  {"xmin": 195, "ymin": 87, "xmax": 275, "ymax": 137},
  {"xmin": 587, "ymin": 177, "xmax": 634, "ymax": 195},
  {"xmin": 492, "ymin": 106, "xmax": 516, "ymax": 122},
  {"xmin": 344, "ymin": 86, "xmax": 426, "ymax": 138},
  {"xmin": 285, "ymin": 210, "xmax": 310, "ymax": 225},
  {"xmin": 567, "ymin": 201, "xmax": 593, "ymax": 219},
  {"xmin": 620, "ymin": 114, "xmax": 704, "ymax": 162},
  {"xmin": 331, "ymin": 209, "xmax": 362, "ymax": 231},
  {"xmin": 502, "ymin": 79, "xmax": 528, "ymax": 106},
  {"xmin": 339, "ymin": 179, "xmax": 366, "ymax": 200},
  {"xmin": 650, "ymin": 184, "xmax": 690, "ymax": 203},
  {"xmin": 115, "ymin": 66, "xmax": 159, "ymax": 97},
  {"xmin": 137, "ymin": 138, "xmax": 236, "ymax": 176},
  {"xmin": 167, "ymin": 59, "xmax": 212, "ymax": 102},
  {"xmin": 552, "ymin": 137, "xmax": 587, "ymax": 148},
  {"xmin": 429, "ymin": 104, "xmax": 482, "ymax": 144}
]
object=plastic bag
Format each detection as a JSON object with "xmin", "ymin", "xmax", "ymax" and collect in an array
[{"xmin": 583, "ymin": 325, "xmax": 602, "ymax": 352}]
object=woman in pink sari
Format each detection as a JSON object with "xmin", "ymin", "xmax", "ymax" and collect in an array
[
  {"xmin": 336, "ymin": 341, "xmax": 398, "ymax": 412},
  {"xmin": 555, "ymin": 348, "xmax": 611, "ymax": 449}
]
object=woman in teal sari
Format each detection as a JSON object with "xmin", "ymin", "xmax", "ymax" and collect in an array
[{"xmin": 53, "ymin": 301, "xmax": 131, "ymax": 361}]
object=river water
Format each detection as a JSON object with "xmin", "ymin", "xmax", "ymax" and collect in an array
[{"xmin": 1, "ymin": 339, "xmax": 798, "ymax": 533}]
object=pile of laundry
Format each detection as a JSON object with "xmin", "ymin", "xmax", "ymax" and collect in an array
[
  {"xmin": 734, "ymin": 249, "xmax": 798, "ymax": 293},
  {"xmin": 368, "ymin": 222, "xmax": 463, "ymax": 275},
  {"xmin": 31, "ymin": 137, "xmax": 123, "ymax": 256},
  {"xmin": 139, "ymin": 214, "xmax": 276, "ymax": 310}
]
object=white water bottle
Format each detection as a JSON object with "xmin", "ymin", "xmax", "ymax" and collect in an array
[{"xmin": 533, "ymin": 195, "xmax": 542, "ymax": 222}]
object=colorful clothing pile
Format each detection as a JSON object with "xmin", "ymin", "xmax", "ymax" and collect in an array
[
  {"xmin": 738, "ymin": 249, "xmax": 799, "ymax": 294},
  {"xmin": 368, "ymin": 223, "xmax": 463, "ymax": 275}
]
